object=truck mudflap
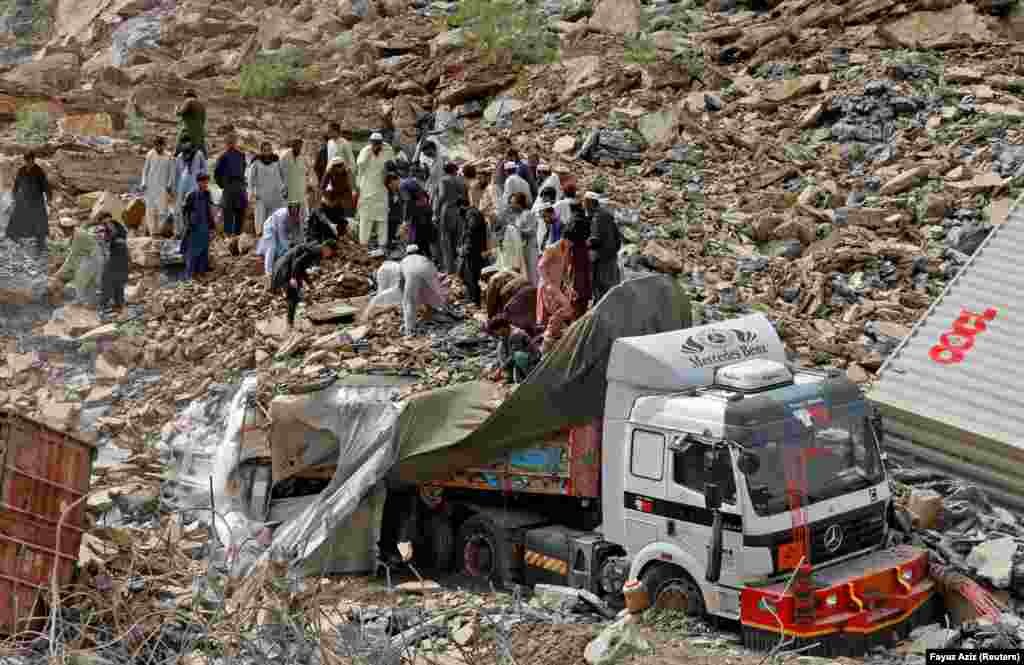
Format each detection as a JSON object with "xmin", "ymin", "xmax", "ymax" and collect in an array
[{"xmin": 740, "ymin": 545, "xmax": 938, "ymax": 658}]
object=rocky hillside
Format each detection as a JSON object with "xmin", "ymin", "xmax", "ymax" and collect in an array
[{"xmin": 2, "ymin": 0, "xmax": 1024, "ymax": 392}]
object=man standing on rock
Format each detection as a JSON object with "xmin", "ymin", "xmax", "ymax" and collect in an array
[
  {"xmin": 583, "ymin": 191, "xmax": 622, "ymax": 304},
  {"xmin": 140, "ymin": 137, "xmax": 174, "ymax": 237},
  {"xmin": 96, "ymin": 211, "xmax": 129, "ymax": 315},
  {"xmin": 5, "ymin": 150, "xmax": 50, "ymax": 254},
  {"xmin": 326, "ymin": 122, "xmax": 355, "ymax": 176},
  {"xmin": 355, "ymin": 132, "xmax": 394, "ymax": 253},
  {"xmin": 271, "ymin": 240, "xmax": 338, "ymax": 329},
  {"xmin": 175, "ymin": 89, "xmax": 206, "ymax": 156},
  {"xmin": 280, "ymin": 139, "xmax": 307, "ymax": 219},
  {"xmin": 181, "ymin": 173, "xmax": 214, "ymax": 281},
  {"xmin": 175, "ymin": 137, "xmax": 207, "ymax": 238},
  {"xmin": 434, "ymin": 160, "xmax": 467, "ymax": 274},
  {"xmin": 248, "ymin": 141, "xmax": 286, "ymax": 236},
  {"xmin": 214, "ymin": 132, "xmax": 248, "ymax": 238}
]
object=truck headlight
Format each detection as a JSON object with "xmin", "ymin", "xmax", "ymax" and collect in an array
[{"xmin": 825, "ymin": 593, "xmax": 838, "ymax": 608}]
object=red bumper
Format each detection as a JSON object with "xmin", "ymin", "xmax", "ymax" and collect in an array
[{"xmin": 740, "ymin": 545, "xmax": 937, "ymax": 657}]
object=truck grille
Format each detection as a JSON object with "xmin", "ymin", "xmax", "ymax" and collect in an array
[{"xmin": 809, "ymin": 503, "xmax": 886, "ymax": 565}]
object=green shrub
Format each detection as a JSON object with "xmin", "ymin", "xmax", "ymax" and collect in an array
[
  {"xmin": 623, "ymin": 33, "xmax": 658, "ymax": 65},
  {"xmin": 449, "ymin": 0, "xmax": 559, "ymax": 65},
  {"xmin": 15, "ymin": 110, "xmax": 50, "ymax": 145},
  {"xmin": 239, "ymin": 47, "xmax": 306, "ymax": 98},
  {"xmin": 126, "ymin": 109, "xmax": 145, "ymax": 144}
]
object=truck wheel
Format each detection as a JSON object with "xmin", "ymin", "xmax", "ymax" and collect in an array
[
  {"xmin": 457, "ymin": 515, "xmax": 505, "ymax": 582},
  {"xmin": 642, "ymin": 563, "xmax": 706, "ymax": 616},
  {"xmin": 428, "ymin": 513, "xmax": 456, "ymax": 572}
]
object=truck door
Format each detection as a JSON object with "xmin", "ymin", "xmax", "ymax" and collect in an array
[
  {"xmin": 622, "ymin": 428, "xmax": 669, "ymax": 554},
  {"xmin": 667, "ymin": 441, "xmax": 744, "ymax": 590}
]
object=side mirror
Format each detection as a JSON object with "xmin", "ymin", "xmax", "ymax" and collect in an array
[
  {"xmin": 737, "ymin": 452, "xmax": 760, "ymax": 475},
  {"xmin": 705, "ymin": 482, "xmax": 722, "ymax": 511}
]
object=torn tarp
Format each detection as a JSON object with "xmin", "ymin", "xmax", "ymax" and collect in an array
[
  {"xmin": 392, "ymin": 274, "xmax": 692, "ymax": 482},
  {"xmin": 257, "ymin": 275, "xmax": 690, "ymax": 574}
]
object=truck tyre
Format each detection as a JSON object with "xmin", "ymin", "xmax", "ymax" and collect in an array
[
  {"xmin": 457, "ymin": 515, "xmax": 507, "ymax": 582},
  {"xmin": 427, "ymin": 512, "xmax": 456, "ymax": 572},
  {"xmin": 642, "ymin": 563, "xmax": 706, "ymax": 616}
]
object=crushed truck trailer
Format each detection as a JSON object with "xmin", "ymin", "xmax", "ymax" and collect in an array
[{"xmin": 225, "ymin": 276, "xmax": 937, "ymax": 657}]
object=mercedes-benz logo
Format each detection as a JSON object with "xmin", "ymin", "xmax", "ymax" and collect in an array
[{"xmin": 823, "ymin": 524, "xmax": 844, "ymax": 553}]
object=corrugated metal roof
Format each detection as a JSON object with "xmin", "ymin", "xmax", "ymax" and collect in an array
[{"xmin": 869, "ymin": 194, "xmax": 1024, "ymax": 490}]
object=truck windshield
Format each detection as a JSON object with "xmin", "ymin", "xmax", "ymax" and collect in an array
[{"xmin": 738, "ymin": 401, "xmax": 884, "ymax": 517}]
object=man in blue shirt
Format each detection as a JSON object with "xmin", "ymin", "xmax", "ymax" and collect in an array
[
  {"xmin": 181, "ymin": 173, "xmax": 214, "ymax": 280},
  {"xmin": 214, "ymin": 131, "xmax": 247, "ymax": 238}
]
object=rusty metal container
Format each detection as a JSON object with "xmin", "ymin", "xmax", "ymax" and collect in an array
[{"xmin": 0, "ymin": 409, "xmax": 95, "ymax": 636}]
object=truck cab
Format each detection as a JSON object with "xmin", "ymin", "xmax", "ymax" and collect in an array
[{"xmin": 601, "ymin": 315, "xmax": 935, "ymax": 654}]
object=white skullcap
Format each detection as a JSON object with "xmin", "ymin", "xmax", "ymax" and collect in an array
[
  {"xmin": 406, "ymin": 244, "xmax": 419, "ymax": 254},
  {"xmin": 504, "ymin": 161, "xmax": 518, "ymax": 170},
  {"xmin": 370, "ymin": 132, "xmax": 384, "ymax": 141},
  {"xmin": 584, "ymin": 191, "xmax": 601, "ymax": 201}
]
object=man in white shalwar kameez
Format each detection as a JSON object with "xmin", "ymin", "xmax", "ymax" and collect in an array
[
  {"xmin": 256, "ymin": 201, "xmax": 303, "ymax": 276},
  {"xmin": 355, "ymin": 132, "xmax": 394, "ymax": 249},
  {"xmin": 500, "ymin": 161, "xmax": 532, "ymax": 218},
  {"xmin": 398, "ymin": 244, "xmax": 447, "ymax": 336},
  {"xmin": 248, "ymin": 142, "xmax": 287, "ymax": 236},
  {"xmin": 141, "ymin": 136, "xmax": 175, "ymax": 236}
]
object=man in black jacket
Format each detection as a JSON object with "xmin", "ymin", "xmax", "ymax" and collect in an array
[
  {"xmin": 271, "ymin": 240, "xmax": 338, "ymax": 328},
  {"xmin": 97, "ymin": 212, "xmax": 129, "ymax": 314},
  {"xmin": 583, "ymin": 191, "xmax": 622, "ymax": 304}
]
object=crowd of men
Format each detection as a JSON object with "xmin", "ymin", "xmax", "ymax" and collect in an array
[{"xmin": 4, "ymin": 89, "xmax": 626, "ymax": 383}]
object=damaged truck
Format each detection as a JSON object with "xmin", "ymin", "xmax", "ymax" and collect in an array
[{"xmin": 214, "ymin": 275, "xmax": 936, "ymax": 657}]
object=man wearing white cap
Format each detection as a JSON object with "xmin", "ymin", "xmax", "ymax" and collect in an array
[
  {"xmin": 398, "ymin": 244, "xmax": 447, "ymax": 335},
  {"xmin": 583, "ymin": 190, "xmax": 622, "ymax": 303},
  {"xmin": 355, "ymin": 132, "xmax": 394, "ymax": 251},
  {"xmin": 500, "ymin": 161, "xmax": 532, "ymax": 218}
]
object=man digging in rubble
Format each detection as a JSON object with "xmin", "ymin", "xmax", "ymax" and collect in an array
[
  {"xmin": 257, "ymin": 200, "xmax": 305, "ymax": 280},
  {"xmin": 140, "ymin": 136, "xmax": 175, "ymax": 237},
  {"xmin": 271, "ymin": 239, "xmax": 338, "ymax": 329},
  {"xmin": 484, "ymin": 315, "xmax": 541, "ymax": 384},
  {"xmin": 398, "ymin": 244, "xmax": 446, "ymax": 336}
]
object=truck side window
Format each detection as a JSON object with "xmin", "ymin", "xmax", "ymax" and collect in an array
[
  {"xmin": 630, "ymin": 430, "xmax": 665, "ymax": 481},
  {"xmin": 672, "ymin": 445, "xmax": 737, "ymax": 504}
]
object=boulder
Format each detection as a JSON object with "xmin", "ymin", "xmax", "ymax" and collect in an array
[
  {"xmin": 562, "ymin": 55, "xmax": 603, "ymax": 100},
  {"xmin": 123, "ymin": 198, "xmax": 146, "ymax": 228},
  {"xmin": 637, "ymin": 108, "xmax": 679, "ymax": 147},
  {"xmin": 127, "ymin": 237, "xmax": 162, "ymax": 268},
  {"xmin": 553, "ymin": 135, "xmax": 576, "ymax": 154},
  {"xmin": 642, "ymin": 241, "xmax": 683, "ymax": 273},
  {"xmin": 430, "ymin": 29, "xmax": 465, "ymax": 58},
  {"xmin": 4, "ymin": 53, "xmax": 81, "ymax": 92},
  {"xmin": 57, "ymin": 112, "xmax": 115, "ymax": 137},
  {"xmin": 90, "ymin": 191, "xmax": 126, "ymax": 224},
  {"xmin": 338, "ymin": 0, "xmax": 377, "ymax": 28},
  {"xmin": 967, "ymin": 537, "xmax": 1017, "ymax": 589},
  {"xmin": 484, "ymin": 97, "xmax": 526, "ymax": 124},
  {"xmin": 877, "ymin": 4, "xmax": 998, "ymax": 49},
  {"xmin": 436, "ymin": 70, "xmax": 518, "ymax": 107},
  {"xmin": 589, "ymin": 0, "xmax": 641, "ymax": 35}
]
